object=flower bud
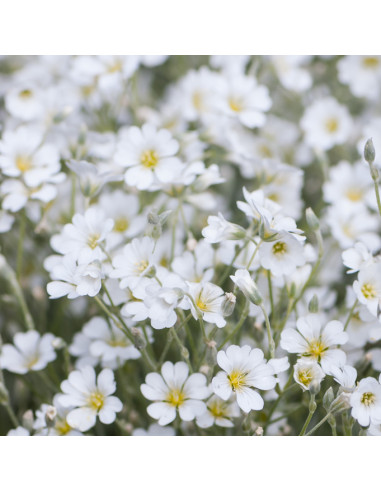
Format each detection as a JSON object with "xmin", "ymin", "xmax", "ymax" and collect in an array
[
  {"xmin": 230, "ymin": 269, "xmax": 263, "ymax": 306},
  {"xmin": 364, "ymin": 138, "xmax": 376, "ymax": 164},
  {"xmin": 323, "ymin": 386, "xmax": 334, "ymax": 411},
  {"xmin": 131, "ymin": 327, "xmax": 146, "ymax": 350},
  {"xmin": 221, "ymin": 292, "xmax": 236, "ymax": 317},
  {"xmin": 306, "ymin": 208, "xmax": 320, "ymax": 231},
  {"xmin": 254, "ymin": 426, "xmax": 264, "ymax": 436},
  {"xmin": 45, "ymin": 406, "xmax": 57, "ymax": 428},
  {"xmin": 52, "ymin": 337, "xmax": 66, "ymax": 350},
  {"xmin": 22, "ymin": 410, "xmax": 34, "ymax": 431},
  {"xmin": 308, "ymin": 294, "xmax": 319, "ymax": 313}
]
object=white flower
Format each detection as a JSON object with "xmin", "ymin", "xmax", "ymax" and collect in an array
[
  {"xmin": 46, "ymin": 255, "xmax": 104, "ymax": 299},
  {"xmin": 342, "ymin": 242, "xmax": 372, "ymax": 274},
  {"xmin": 230, "ymin": 269, "xmax": 263, "ymax": 305},
  {"xmin": 132, "ymin": 423, "xmax": 175, "ymax": 436},
  {"xmin": 0, "ymin": 125, "xmax": 62, "ymax": 185},
  {"xmin": 33, "ymin": 395, "xmax": 83, "ymax": 436},
  {"xmin": 280, "ymin": 314, "xmax": 348, "ymax": 373},
  {"xmin": 328, "ymin": 364, "xmax": 357, "ymax": 391},
  {"xmin": 196, "ymin": 395, "xmax": 240, "ymax": 428},
  {"xmin": 301, "ymin": 97, "xmax": 352, "ymax": 151},
  {"xmin": 114, "ymin": 124, "xmax": 182, "ymax": 190},
  {"xmin": 353, "ymin": 263, "xmax": 381, "ymax": 317},
  {"xmin": 0, "ymin": 331, "xmax": 56, "ymax": 375},
  {"xmin": 293, "ymin": 359, "xmax": 325, "ymax": 391},
  {"xmin": 186, "ymin": 281, "xmax": 226, "ymax": 328},
  {"xmin": 338, "ymin": 56, "xmax": 381, "ymax": 100},
  {"xmin": 50, "ymin": 207, "xmax": 114, "ymax": 265},
  {"xmin": 323, "ymin": 161, "xmax": 374, "ymax": 212},
  {"xmin": 212, "ymin": 345, "xmax": 276, "ymax": 413},
  {"xmin": 259, "ymin": 232, "xmax": 305, "ymax": 277},
  {"xmin": 57, "ymin": 366, "xmax": 123, "ymax": 432},
  {"xmin": 5, "ymin": 85, "xmax": 44, "ymax": 121},
  {"xmin": 140, "ymin": 361, "xmax": 210, "ymax": 425},
  {"xmin": 202, "ymin": 213, "xmax": 245, "ymax": 243},
  {"xmin": 111, "ymin": 237, "xmax": 157, "ymax": 288},
  {"xmin": 271, "ymin": 56, "xmax": 312, "ymax": 92},
  {"xmin": 215, "ymin": 74, "xmax": 272, "ymax": 128},
  {"xmin": 70, "ymin": 316, "xmax": 141, "ymax": 369},
  {"xmin": 350, "ymin": 377, "xmax": 381, "ymax": 427}
]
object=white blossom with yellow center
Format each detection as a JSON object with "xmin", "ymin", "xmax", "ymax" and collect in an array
[
  {"xmin": 281, "ymin": 314, "xmax": 348, "ymax": 373},
  {"xmin": 212, "ymin": 345, "xmax": 276, "ymax": 413},
  {"xmin": 141, "ymin": 361, "xmax": 210, "ymax": 426},
  {"xmin": 57, "ymin": 366, "xmax": 122, "ymax": 432}
]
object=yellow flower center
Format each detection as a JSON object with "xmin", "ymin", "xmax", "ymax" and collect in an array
[
  {"xmin": 16, "ymin": 155, "xmax": 33, "ymax": 173},
  {"xmin": 140, "ymin": 149, "xmax": 159, "ymax": 168},
  {"xmin": 346, "ymin": 188, "xmax": 363, "ymax": 202},
  {"xmin": 208, "ymin": 400, "xmax": 228, "ymax": 418},
  {"xmin": 87, "ymin": 233, "xmax": 100, "ymax": 249},
  {"xmin": 107, "ymin": 338, "xmax": 128, "ymax": 348},
  {"xmin": 361, "ymin": 392, "xmax": 376, "ymax": 406},
  {"xmin": 166, "ymin": 388, "xmax": 185, "ymax": 407},
  {"xmin": 192, "ymin": 91, "xmax": 204, "ymax": 111},
  {"xmin": 88, "ymin": 392, "xmax": 105, "ymax": 411},
  {"xmin": 228, "ymin": 370, "xmax": 247, "ymax": 391},
  {"xmin": 325, "ymin": 118, "xmax": 339, "ymax": 133},
  {"xmin": 135, "ymin": 259, "xmax": 149, "ymax": 273},
  {"xmin": 196, "ymin": 295, "xmax": 208, "ymax": 311},
  {"xmin": 107, "ymin": 60, "xmax": 123, "ymax": 73},
  {"xmin": 55, "ymin": 418, "xmax": 72, "ymax": 435},
  {"xmin": 19, "ymin": 89, "xmax": 33, "ymax": 99},
  {"xmin": 272, "ymin": 241, "xmax": 287, "ymax": 256},
  {"xmin": 228, "ymin": 97, "xmax": 244, "ymax": 113},
  {"xmin": 297, "ymin": 369, "xmax": 313, "ymax": 387},
  {"xmin": 114, "ymin": 217, "xmax": 129, "ymax": 233},
  {"xmin": 306, "ymin": 339, "xmax": 326, "ymax": 360},
  {"xmin": 361, "ymin": 283, "xmax": 376, "ymax": 299},
  {"xmin": 26, "ymin": 355, "xmax": 39, "ymax": 369},
  {"xmin": 259, "ymin": 144, "xmax": 273, "ymax": 158},
  {"xmin": 363, "ymin": 57, "xmax": 379, "ymax": 69}
]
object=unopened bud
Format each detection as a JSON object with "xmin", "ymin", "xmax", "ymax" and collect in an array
[
  {"xmin": 52, "ymin": 337, "xmax": 66, "ymax": 350},
  {"xmin": 306, "ymin": 208, "xmax": 320, "ymax": 231},
  {"xmin": 309, "ymin": 381, "xmax": 321, "ymax": 395},
  {"xmin": 186, "ymin": 237, "xmax": 198, "ymax": 251},
  {"xmin": 147, "ymin": 211, "xmax": 160, "ymax": 225},
  {"xmin": 45, "ymin": 406, "xmax": 57, "ymax": 427},
  {"xmin": 131, "ymin": 327, "xmax": 146, "ymax": 350},
  {"xmin": 254, "ymin": 426, "xmax": 264, "ymax": 436},
  {"xmin": 145, "ymin": 266, "xmax": 157, "ymax": 278},
  {"xmin": 308, "ymin": 294, "xmax": 319, "ymax": 313},
  {"xmin": 181, "ymin": 347, "xmax": 190, "ymax": 360},
  {"xmin": 206, "ymin": 343, "xmax": 217, "ymax": 367},
  {"xmin": 22, "ymin": 410, "xmax": 34, "ymax": 431},
  {"xmin": 323, "ymin": 387, "xmax": 334, "ymax": 411},
  {"xmin": 364, "ymin": 138, "xmax": 376, "ymax": 164},
  {"xmin": 222, "ymin": 292, "xmax": 236, "ymax": 317},
  {"xmin": 199, "ymin": 364, "xmax": 211, "ymax": 376}
]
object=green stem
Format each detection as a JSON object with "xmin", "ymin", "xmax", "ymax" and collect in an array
[
  {"xmin": 299, "ymin": 393, "xmax": 317, "ymax": 436},
  {"xmin": 4, "ymin": 403, "xmax": 19, "ymax": 428},
  {"xmin": 16, "ymin": 211, "xmax": 26, "ymax": 281},
  {"xmin": 267, "ymin": 270, "xmax": 274, "ymax": 317},
  {"xmin": 305, "ymin": 412, "xmax": 331, "ymax": 436},
  {"xmin": 261, "ymin": 304, "xmax": 275, "ymax": 359},
  {"xmin": 343, "ymin": 299, "xmax": 359, "ymax": 332},
  {"xmin": 170, "ymin": 326, "xmax": 193, "ymax": 372}
]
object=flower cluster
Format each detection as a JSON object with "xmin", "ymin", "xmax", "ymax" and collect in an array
[{"xmin": 1, "ymin": 55, "xmax": 381, "ymax": 436}]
